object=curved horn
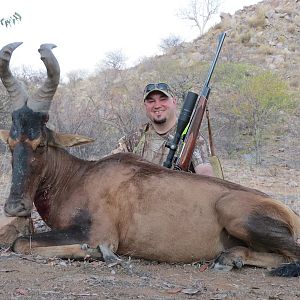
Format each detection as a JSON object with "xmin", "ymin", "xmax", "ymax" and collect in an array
[
  {"xmin": 0, "ymin": 42, "xmax": 28, "ymax": 110},
  {"xmin": 27, "ymin": 43, "xmax": 60, "ymax": 113}
]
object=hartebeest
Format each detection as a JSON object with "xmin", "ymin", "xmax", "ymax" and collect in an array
[{"xmin": 0, "ymin": 42, "xmax": 300, "ymax": 277}]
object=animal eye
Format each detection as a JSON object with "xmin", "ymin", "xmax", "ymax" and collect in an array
[
  {"xmin": 35, "ymin": 143, "xmax": 46, "ymax": 154},
  {"xmin": 38, "ymin": 142, "xmax": 46, "ymax": 148}
]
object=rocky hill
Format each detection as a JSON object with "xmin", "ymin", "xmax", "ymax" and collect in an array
[
  {"xmin": 0, "ymin": 0, "xmax": 299, "ymax": 170},
  {"xmin": 175, "ymin": 0, "xmax": 300, "ymax": 88},
  {"xmin": 155, "ymin": 0, "xmax": 300, "ymax": 169}
]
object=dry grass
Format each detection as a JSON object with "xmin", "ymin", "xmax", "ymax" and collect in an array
[
  {"xmin": 0, "ymin": 149, "xmax": 11, "ymax": 206},
  {"xmin": 289, "ymin": 77, "xmax": 300, "ymax": 88},
  {"xmin": 223, "ymin": 159, "xmax": 300, "ymax": 215},
  {"xmin": 247, "ymin": 8, "xmax": 267, "ymax": 28},
  {"xmin": 239, "ymin": 32, "xmax": 252, "ymax": 44},
  {"xmin": 287, "ymin": 24, "xmax": 297, "ymax": 34},
  {"xmin": 257, "ymin": 45, "xmax": 275, "ymax": 55},
  {"xmin": 295, "ymin": 15, "xmax": 300, "ymax": 26}
]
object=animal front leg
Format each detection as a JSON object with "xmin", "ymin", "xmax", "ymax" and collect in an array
[
  {"xmin": 12, "ymin": 227, "xmax": 103, "ymax": 260},
  {"xmin": 87, "ymin": 213, "xmax": 124, "ymax": 267},
  {"xmin": 98, "ymin": 244, "xmax": 122, "ymax": 267},
  {"xmin": 15, "ymin": 243, "xmax": 103, "ymax": 260}
]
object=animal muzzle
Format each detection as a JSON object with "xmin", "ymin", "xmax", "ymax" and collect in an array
[{"xmin": 4, "ymin": 197, "xmax": 32, "ymax": 217}]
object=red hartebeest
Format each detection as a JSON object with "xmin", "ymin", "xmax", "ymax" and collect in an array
[{"xmin": 0, "ymin": 42, "xmax": 300, "ymax": 277}]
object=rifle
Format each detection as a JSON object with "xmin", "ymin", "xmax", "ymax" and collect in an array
[{"xmin": 163, "ymin": 32, "xmax": 226, "ymax": 171}]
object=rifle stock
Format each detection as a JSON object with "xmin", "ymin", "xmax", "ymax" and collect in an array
[
  {"xmin": 163, "ymin": 32, "xmax": 226, "ymax": 172},
  {"xmin": 163, "ymin": 91, "xmax": 198, "ymax": 169},
  {"xmin": 176, "ymin": 95, "xmax": 207, "ymax": 171}
]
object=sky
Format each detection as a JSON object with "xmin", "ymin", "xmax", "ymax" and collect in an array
[{"xmin": 1, "ymin": 0, "xmax": 261, "ymax": 78}]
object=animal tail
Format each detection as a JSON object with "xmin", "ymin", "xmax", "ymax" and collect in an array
[
  {"xmin": 247, "ymin": 211, "xmax": 300, "ymax": 277},
  {"xmin": 270, "ymin": 261, "xmax": 300, "ymax": 277}
]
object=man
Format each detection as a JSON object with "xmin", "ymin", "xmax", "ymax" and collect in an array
[{"xmin": 112, "ymin": 82, "xmax": 213, "ymax": 176}]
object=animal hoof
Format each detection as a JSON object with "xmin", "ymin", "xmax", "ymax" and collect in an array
[
  {"xmin": 81, "ymin": 243, "xmax": 90, "ymax": 250},
  {"xmin": 234, "ymin": 259, "xmax": 244, "ymax": 269},
  {"xmin": 213, "ymin": 250, "xmax": 244, "ymax": 271},
  {"xmin": 98, "ymin": 244, "xmax": 122, "ymax": 266},
  {"xmin": 12, "ymin": 236, "xmax": 31, "ymax": 254},
  {"xmin": 212, "ymin": 262, "xmax": 234, "ymax": 272}
]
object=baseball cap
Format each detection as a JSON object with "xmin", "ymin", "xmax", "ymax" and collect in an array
[{"xmin": 143, "ymin": 83, "xmax": 174, "ymax": 100}]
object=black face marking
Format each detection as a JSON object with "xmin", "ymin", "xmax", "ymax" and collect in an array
[
  {"xmin": 5, "ymin": 104, "xmax": 49, "ymax": 216},
  {"xmin": 10, "ymin": 105, "xmax": 48, "ymax": 142},
  {"xmin": 10, "ymin": 142, "xmax": 31, "ymax": 196}
]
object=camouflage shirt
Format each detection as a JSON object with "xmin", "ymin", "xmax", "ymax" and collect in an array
[{"xmin": 112, "ymin": 123, "xmax": 210, "ymax": 170}]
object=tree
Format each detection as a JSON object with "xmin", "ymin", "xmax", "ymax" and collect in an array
[
  {"xmin": 1, "ymin": 12, "xmax": 21, "ymax": 28},
  {"xmin": 178, "ymin": 0, "xmax": 220, "ymax": 36},
  {"xmin": 100, "ymin": 49, "xmax": 127, "ymax": 71},
  {"xmin": 223, "ymin": 71, "xmax": 295, "ymax": 164},
  {"xmin": 159, "ymin": 35, "xmax": 183, "ymax": 53},
  {"xmin": 66, "ymin": 70, "xmax": 88, "ymax": 86},
  {"xmin": 0, "ymin": 85, "xmax": 11, "ymax": 129}
]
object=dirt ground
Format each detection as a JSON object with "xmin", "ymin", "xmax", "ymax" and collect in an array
[
  {"xmin": 0, "ymin": 250, "xmax": 300, "ymax": 300},
  {"xmin": 0, "ymin": 159, "xmax": 299, "ymax": 300}
]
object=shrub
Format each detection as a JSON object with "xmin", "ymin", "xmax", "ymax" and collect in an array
[
  {"xmin": 248, "ymin": 9, "xmax": 266, "ymax": 28},
  {"xmin": 239, "ymin": 32, "xmax": 251, "ymax": 44},
  {"xmin": 287, "ymin": 24, "xmax": 296, "ymax": 34},
  {"xmin": 258, "ymin": 45, "xmax": 275, "ymax": 55}
]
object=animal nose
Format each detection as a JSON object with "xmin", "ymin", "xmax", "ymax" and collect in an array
[{"xmin": 4, "ymin": 198, "xmax": 32, "ymax": 217}]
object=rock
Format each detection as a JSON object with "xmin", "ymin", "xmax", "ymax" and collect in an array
[
  {"xmin": 287, "ymin": 180, "xmax": 298, "ymax": 188},
  {"xmin": 0, "ymin": 208, "xmax": 33, "ymax": 247}
]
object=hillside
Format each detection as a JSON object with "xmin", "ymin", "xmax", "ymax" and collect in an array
[
  {"xmin": 142, "ymin": 0, "xmax": 300, "ymax": 169},
  {"xmin": 0, "ymin": 0, "xmax": 299, "ymax": 170},
  {"xmin": 176, "ymin": 0, "xmax": 300, "ymax": 86}
]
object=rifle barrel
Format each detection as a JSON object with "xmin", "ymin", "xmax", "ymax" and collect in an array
[
  {"xmin": 163, "ymin": 32, "xmax": 226, "ymax": 171},
  {"xmin": 202, "ymin": 32, "xmax": 226, "ymax": 92}
]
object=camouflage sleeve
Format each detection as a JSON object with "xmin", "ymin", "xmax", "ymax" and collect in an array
[
  {"xmin": 191, "ymin": 135, "xmax": 210, "ymax": 166},
  {"xmin": 111, "ymin": 136, "xmax": 130, "ymax": 154},
  {"xmin": 110, "ymin": 130, "xmax": 142, "ymax": 154}
]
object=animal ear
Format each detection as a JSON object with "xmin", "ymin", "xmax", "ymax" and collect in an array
[
  {"xmin": 47, "ymin": 129, "xmax": 94, "ymax": 147},
  {"xmin": 0, "ymin": 130, "xmax": 10, "ymax": 143}
]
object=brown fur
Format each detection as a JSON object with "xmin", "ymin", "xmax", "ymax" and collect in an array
[{"xmin": 7, "ymin": 146, "xmax": 300, "ymax": 272}]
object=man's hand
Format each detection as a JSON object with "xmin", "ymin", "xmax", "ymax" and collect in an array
[{"xmin": 194, "ymin": 163, "xmax": 214, "ymax": 176}]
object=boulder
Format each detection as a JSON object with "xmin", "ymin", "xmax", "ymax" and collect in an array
[{"xmin": 0, "ymin": 207, "xmax": 33, "ymax": 247}]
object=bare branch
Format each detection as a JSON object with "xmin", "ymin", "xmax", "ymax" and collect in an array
[
  {"xmin": 178, "ymin": 0, "xmax": 220, "ymax": 35},
  {"xmin": 99, "ymin": 49, "xmax": 127, "ymax": 71},
  {"xmin": 159, "ymin": 35, "xmax": 183, "ymax": 53}
]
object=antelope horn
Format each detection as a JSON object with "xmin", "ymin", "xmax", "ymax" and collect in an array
[
  {"xmin": 27, "ymin": 43, "xmax": 60, "ymax": 113},
  {"xmin": 0, "ymin": 42, "xmax": 28, "ymax": 110}
]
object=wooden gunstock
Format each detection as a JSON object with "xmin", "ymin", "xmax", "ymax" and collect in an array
[
  {"xmin": 176, "ymin": 96, "xmax": 207, "ymax": 171},
  {"xmin": 171, "ymin": 32, "xmax": 226, "ymax": 172}
]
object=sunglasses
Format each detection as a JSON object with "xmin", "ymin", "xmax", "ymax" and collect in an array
[{"xmin": 143, "ymin": 82, "xmax": 173, "ymax": 96}]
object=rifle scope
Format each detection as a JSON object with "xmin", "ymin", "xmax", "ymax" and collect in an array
[{"xmin": 163, "ymin": 91, "xmax": 198, "ymax": 169}]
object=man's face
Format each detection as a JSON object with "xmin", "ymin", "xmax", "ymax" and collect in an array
[{"xmin": 144, "ymin": 91, "xmax": 177, "ymax": 124}]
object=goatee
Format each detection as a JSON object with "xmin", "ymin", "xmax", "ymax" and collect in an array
[{"xmin": 153, "ymin": 118, "xmax": 167, "ymax": 124}]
